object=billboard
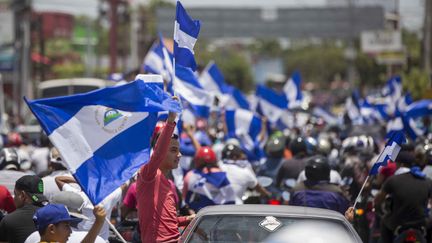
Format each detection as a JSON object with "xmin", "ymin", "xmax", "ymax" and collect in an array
[
  {"xmin": 156, "ymin": 6, "xmax": 385, "ymax": 39},
  {"xmin": 361, "ymin": 30, "xmax": 402, "ymax": 53},
  {"xmin": 0, "ymin": 1, "xmax": 14, "ymax": 46}
]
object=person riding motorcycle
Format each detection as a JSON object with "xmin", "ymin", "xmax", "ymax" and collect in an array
[
  {"xmin": 219, "ymin": 143, "xmax": 270, "ymax": 204},
  {"xmin": 275, "ymin": 137, "xmax": 309, "ymax": 189},
  {"xmin": 289, "ymin": 155, "xmax": 350, "ymax": 214},
  {"xmin": 374, "ymin": 151, "xmax": 432, "ymax": 243},
  {"xmin": 183, "ymin": 147, "xmax": 235, "ymax": 212}
]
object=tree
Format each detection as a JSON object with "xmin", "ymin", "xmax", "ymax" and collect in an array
[
  {"xmin": 283, "ymin": 44, "xmax": 347, "ymax": 85},
  {"xmin": 196, "ymin": 44, "xmax": 254, "ymax": 92}
]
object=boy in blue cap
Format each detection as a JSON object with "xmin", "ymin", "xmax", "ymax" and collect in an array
[
  {"xmin": 33, "ymin": 204, "xmax": 80, "ymax": 243},
  {"xmin": 33, "ymin": 204, "xmax": 106, "ymax": 243}
]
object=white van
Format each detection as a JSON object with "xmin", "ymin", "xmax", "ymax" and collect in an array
[{"xmin": 38, "ymin": 78, "xmax": 112, "ymax": 98}]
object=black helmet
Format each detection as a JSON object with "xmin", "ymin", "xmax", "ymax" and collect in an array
[
  {"xmin": 305, "ymin": 155, "xmax": 330, "ymax": 182},
  {"xmin": 0, "ymin": 148, "xmax": 21, "ymax": 170},
  {"xmin": 289, "ymin": 137, "xmax": 307, "ymax": 156},
  {"xmin": 222, "ymin": 143, "xmax": 243, "ymax": 160},
  {"xmin": 265, "ymin": 136, "xmax": 286, "ymax": 159}
]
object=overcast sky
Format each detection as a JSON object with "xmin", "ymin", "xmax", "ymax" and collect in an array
[{"xmin": 33, "ymin": 0, "xmax": 424, "ymax": 31}]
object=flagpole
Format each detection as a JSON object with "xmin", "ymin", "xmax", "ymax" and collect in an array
[
  {"xmin": 352, "ymin": 144, "xmax": 388, "ymax": 209},
  {"xmin": 70, "ymin": 175, "xmax": 128, "ymax": 243},
  {"xmin": 352, "ymin": 175, "xmax": 369, "ymax": 209},
  {"xmin": 105, "ymin": 218, "xmax": 128, "ymax": 243}
]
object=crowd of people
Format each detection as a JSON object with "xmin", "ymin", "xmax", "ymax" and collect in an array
[{"xmin": 0, "ymin": 95, "xmax": 431, "ymax": 243}]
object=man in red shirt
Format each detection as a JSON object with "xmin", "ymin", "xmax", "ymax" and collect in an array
[{"xmin": 137, "ymin": 110, "xmax": 194, "ymax": 243}]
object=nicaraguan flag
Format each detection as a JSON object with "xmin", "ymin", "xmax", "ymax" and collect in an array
[
  {"xmin": 395, "ymin": 93, "xmax": 413, "ymax": 116},
  {"xmin": 185, "ymin": 169, "xmax": 235, "ymax": 211},
  {"xmin": 283, "ymin": 71, "xmax": 303, "ymax": 109},
  {"xmin": 174, "ymin": 64, "xmax": 214, "ymax": 118},
  {"xmin": 142, "ymin": 39, "xmax": 165, "ymax": 75},
  {"xmin": 199, "ymin": 62, "xmax": 250, "ymax": 110},
  {"xmin": 174, "ymin": 1, "xmax": 200, "ymax": 71},
  {"xmin": 199, "ymin": 61, "xmax": 230, "ymax": 95},
  {"xmin": 225, "ymin": 109, "xmax": 262, "ymax": 151},
  {"xmin": 382, "ymin": 76, "xmax": 403, "ymax": 115},
  {"xmin": 256, "ymin": 85, "xmax": 288, "ymax": 123},
  {"xmin": 369, "ymin": 131, "xmax": 405, "ymax": 175},
  {"xmin": 360, "ymin": 100, "xmax": 388, "ymax": 123},
  {"xmin": 312, "ymin": 107, "xmax": 339, "ymax": 125},
  {"xmin": 225, "ymin": 86, "xmax": 250, "ymax": 110},
  {"xmin": 25, "ymin": 75, "xmax": 182, "ymax": 204},
  {"xmin": 406, "ymin": 99, "xmax": 432, "ymax": 119},
  {"xmin": 345, "ymin": 90, "xmax": 364, "ymax": 125}
]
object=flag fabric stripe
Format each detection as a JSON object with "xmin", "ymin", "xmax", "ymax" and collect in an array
[
  {"xmin": 74, "ymin": 115, "xmax": 155, "ymax": 203},
  {"xmin": 48, "ymin": 106, "xmax": 150, "ymax": 172}
]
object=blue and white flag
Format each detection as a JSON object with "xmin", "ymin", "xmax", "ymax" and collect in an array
[
  {"xmin": 406, "ymin": 99, "xmax": 432, "ymax": 119},
  {"xmin": 25, "ymin": 75, "xmax": 182, "ymax": 204},
  {"xmin": 360, "ymin": 100, "xmax": 388, "ymax": 124},
  {"xmin": 369, "ymin": 131, "xmax": 405, "ymax": 175},
  {"xmin": 199, "ymin": 61, "xmax": 230, "ymax": 95},
  {"xmin": 256, "ymin": 85, "xmax": 288, "ymax": 123},
  {"xmin": 185, "ymin": 169, "xmax": 235, "ymax": 211},
  {"xmin": 174, "ymin": 1, "xmax": 200, "ymax": 71},
  {"xmin": 283, "ymin": 71, "xmax": 303, "ymax": 109},
  {"xmin": 312, "ymin": 107, "xmax": 339, "ymax": 125},
  {"xmin": 142, "ymin": 39, "xmax": 165, "ymax": 75},
  {"xmin": 174, "ymin": 64, "xmax": 214, "ymax": 118},
  {"xmin": 395, "ymin": 93, "xmax": 413, "ymax": 116},
  {"xmin": 345, "ymin": 90, "xmax": 363, "ymax": 125},
  {"xmin": 382, "ymin": 76, "xmax": 403, "ymax": 115},
  {"xmin": 225, "ymin": 109, "xmax": 262, "ymax": 151},
  {"xmin": 199, "ymin": 62, "xmax": 250, "ymax": 110}
]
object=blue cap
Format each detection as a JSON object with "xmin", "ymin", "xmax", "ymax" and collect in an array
[{"xmin": 33, "ymin": 204, "xmax": 82, "ymax": 230}]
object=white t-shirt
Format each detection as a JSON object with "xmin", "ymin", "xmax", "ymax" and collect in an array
[
  {"xmin": 24, "ymin": 230, "xmax": 105, "ymax": 243},
  {"xmin": 62, "ymin": 184, "xmax": 122, "ymax": 241},
  {"xmin": 296, "ymin": 169, "xmax": 342, "ymax": 185},
  {"xmin": 42, "ymin": 170, "xmax": 72, "ymax": 201},
  {"xmin": 219, "ymin": 160, "xmax": 258, "ymax": 204},
  {"xmin": 30, "ymin": 147, "xmax": 50, "ymax": 175}
]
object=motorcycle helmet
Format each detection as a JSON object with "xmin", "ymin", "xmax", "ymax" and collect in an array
[
  {"xmin": 0, "ymin": 148, "xmax": 21, "ymax": 170},
  {"xmin": 289, "ymin": 137, "xmax": 308, "ymax": 156},
  {"xmin": 194, "ymin": 146, "xmax": 217, "ymax": 168},
  {"xmin": 221, "ymin": 143, "xmax": 243, "ymax": 160},
  {"xmin": 305, "ymin": 155, "xmax": 331, "ymax": 182},
  {"xmin": 265, "ymin": 136, "xmax": 286, "ymax": 159}
]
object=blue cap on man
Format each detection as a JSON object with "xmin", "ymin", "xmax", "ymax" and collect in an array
[{"xmin": 33, "ymin": 204, "xmax": 82, "ymax": 230}]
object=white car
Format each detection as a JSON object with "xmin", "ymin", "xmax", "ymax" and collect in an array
[{"xmin": 180, "ymin": 204, "xmax": 362, "ymax": 243}]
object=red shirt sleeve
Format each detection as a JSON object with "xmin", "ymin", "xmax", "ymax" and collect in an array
[{"xmin": 139, "ymin": 122, "xmax": 176, "ymax": 181}]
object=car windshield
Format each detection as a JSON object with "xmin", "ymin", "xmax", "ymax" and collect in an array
[{"xmin": 186, "ymin": 215, "xmax": 357, "ymax": 243}]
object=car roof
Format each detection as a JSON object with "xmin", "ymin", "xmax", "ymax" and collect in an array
[{"xmin": 196, "ymin": 205, "xmax": 347, "ymax": 221}]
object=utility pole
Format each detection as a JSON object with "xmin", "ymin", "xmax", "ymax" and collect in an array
[
  {"xmin": 109, "ymin": 0, "xmax": 118, "ymax": 74},
  {"xmin": 423, "ymin": 0, "xmax": 432, "ymax": 87},
  {"xmin": 130, "ymin": 7, "xmax": 139, "ymax": 70}
]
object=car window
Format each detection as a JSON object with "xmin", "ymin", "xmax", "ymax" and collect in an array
[{"xmin": 186, "ymin": 215, "xmax": 357, "ymax": 243}]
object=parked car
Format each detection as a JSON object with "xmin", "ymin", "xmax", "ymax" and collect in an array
[{"xmin": 180, "ymin": 204, "xmax": 362, "ymax": 243}]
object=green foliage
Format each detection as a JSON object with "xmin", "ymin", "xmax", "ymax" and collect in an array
[
  {"xmin": 402, "ymin": 68, "xmax": 431, "ymax": 99},
  {"xmin": 355, "ymin": 52, "xmax": 387, "ymax": 87},
  {"xmin": 283, "ymin": 44, "xmax": 347, "ymax": 84},
  {"xmin": 249, "ymin": 39, "xmax": 283, "ymax": 57},
  {"xmin": 196, "ymin": 45, "xmax": 254, "ymax": 92},
  {"xmin": 51, "ymin": 63, "xmax": 85, "ymax": 78}
]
